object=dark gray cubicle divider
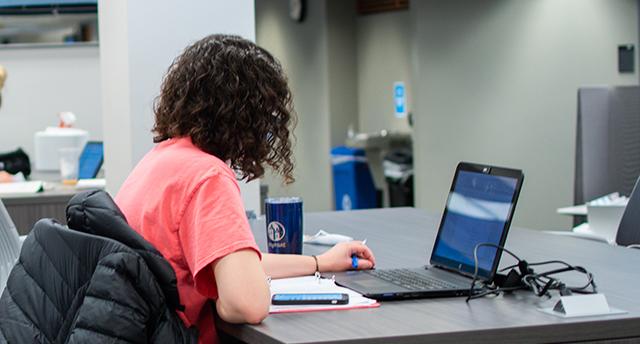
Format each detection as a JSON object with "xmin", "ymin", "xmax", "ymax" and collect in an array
[
  {"xmin": 575, "ymin": 87, "xmax": 609, "ymax": 205},
  {"xmin": 609, "ymin": 87, "xmax": 640, "ymax": 196},
  {"xmin": 575, "ymin": 86, "xmax": 640, "ymax": 205}
]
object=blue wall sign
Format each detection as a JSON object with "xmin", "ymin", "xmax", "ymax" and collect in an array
[{"xmin": 393, "ymin": 81, "xmax": 407, "ymax": 118}]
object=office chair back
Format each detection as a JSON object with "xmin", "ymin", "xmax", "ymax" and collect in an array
[
  {"xmin": 616, "ymin": 176, "xmax": 640, "ymax": 247},
  {"xmin": 0, "ymin": 200, "xmax": 20, "ymax": 293}
]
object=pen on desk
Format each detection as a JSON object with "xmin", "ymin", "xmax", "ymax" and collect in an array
[{"xmin": 351, "ymin": 239, "xmax": 367, "ymax": 269}]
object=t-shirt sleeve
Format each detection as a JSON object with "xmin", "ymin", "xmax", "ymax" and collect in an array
[{"xmin": 178, "ymin": 172, "xmax": 261, "ymax": 299}]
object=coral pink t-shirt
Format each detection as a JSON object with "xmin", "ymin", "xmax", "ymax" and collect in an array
[{"xmin": 115, "ymin": 137, "xmax": 261, "ymax": 344}]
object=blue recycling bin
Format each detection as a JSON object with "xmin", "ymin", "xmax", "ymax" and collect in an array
[{"xmin": 331, "ymin": 146, "xmax": 377, "ymax": 210}]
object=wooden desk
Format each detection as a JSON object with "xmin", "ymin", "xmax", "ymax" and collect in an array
[
  {"xmin": 217, "ymin": 207, "xmax": 640, "ymax": 344},
  {"xmin": 0, "ymin": 186, "xmax": 77, "ymax": 235}
]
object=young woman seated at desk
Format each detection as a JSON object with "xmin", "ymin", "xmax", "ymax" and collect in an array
[{"xmin": 114, "ymin": 34, "xmax": 376, "ymax": 344}]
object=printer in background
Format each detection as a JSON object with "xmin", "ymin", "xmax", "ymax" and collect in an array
[{"xmin": 34, "ymin": 127, "xmax": 88, "ymax": 171}]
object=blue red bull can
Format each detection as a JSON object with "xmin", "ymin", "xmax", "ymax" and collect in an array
[{"xmin": 265, "ymin": 197, "xmax": 303, "ymax": 254}]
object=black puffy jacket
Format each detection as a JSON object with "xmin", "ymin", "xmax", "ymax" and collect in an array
[{"xmin": 0, "ymin": 190, "xmax": 198, "ymax": 343}]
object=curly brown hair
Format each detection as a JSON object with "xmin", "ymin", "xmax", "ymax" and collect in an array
[{"xmin": 153, "ymin": 34, "xmax": 295, "ymax": 183}]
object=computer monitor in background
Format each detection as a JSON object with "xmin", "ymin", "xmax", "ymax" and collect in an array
[{"xmin": 78, "ymin": 141, "xmax": 103, "ymax": 180}]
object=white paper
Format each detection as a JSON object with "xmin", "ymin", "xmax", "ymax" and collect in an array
[
  {"xmin": 557, "ymin": 204, "xmax": 588, "ymax": 216},
  {"xmin": 303, "ymin": 230, "xmax": 353, "ymax": 246},
  {"xmin": 75, "ymin": 178, "xmax": 107, "ymax": 190},
  {"xmin": 0, "ymin": 181, "xmax": 44, "ymax": 195}
]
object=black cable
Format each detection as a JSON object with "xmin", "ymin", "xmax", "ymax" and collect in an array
[
  {"xmin": 466, "ymin": 243, "xmax": 523, "ymax": 302},
  {"xmin": 499, "ymin": 259, "xmax": 575, "ymax": 272},
  {"xmin": 466, "ymin": 242, "xmax": 597, "ymax": 302},
  {"xmin": 531, "ymin": 264, "xmax": 596, "ymax": 294}
]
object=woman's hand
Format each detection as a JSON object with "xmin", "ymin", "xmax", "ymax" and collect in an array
[
  {"xmin": 317, "ymin": 241, "xmax": 376, "ymax": 272},
  {"xmin": 0, "ymin": 171, "xmax": 13, "ymax": 183}
]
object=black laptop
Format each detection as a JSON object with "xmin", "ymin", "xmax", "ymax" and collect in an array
[{"xmin": 333, "ymin": 162, "xmax": 524, "ymax": 300}]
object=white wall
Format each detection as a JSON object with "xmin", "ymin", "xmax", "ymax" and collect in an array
[
  {"xmin": 0, "ymin": 45, "xmax": 102, "ymax": 158},
  {"xmin": 100, "ymin": 0, "xmax": 256, "ymax": 192},
  {"xmin": 256, "ymin": 0, "xmax": 333, "ymax": 211},
  {"xmin": 357, "ymin": 11, "xmax": 412, "ymax": 134},
  {"xmin": 99, "ymin": 0, "xmax": 260, "ymax": 212},
  {"xmin": 412, "ymin": 0, "xmax": 639, "ymax": 230}
]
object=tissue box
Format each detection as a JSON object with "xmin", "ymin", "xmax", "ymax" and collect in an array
[
  {"xmin": 586, "ymin": 204, "xmax": 627, "ymax": 243},
  {"xmin": 34, "ymin": 127, "xmax": 89, "ymax": 171}
]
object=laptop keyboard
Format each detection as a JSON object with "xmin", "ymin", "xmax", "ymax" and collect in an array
[{"xmin": 366, "ymin": 268, "xmax": 460, "ymax": 291}]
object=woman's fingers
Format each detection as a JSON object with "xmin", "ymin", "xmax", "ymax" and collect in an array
[
  {"xmin": 346, "ymin": 242, "xmax": 376, "ymax": 269},
  {"xmin": 354, "ymin": 258, "xmax": 374, "ymax": 270},
  {"xmin": 350, "ymin": 242, "xmax": 376, "ymax": 265},
  {"xmin": 318, "ymin": 241, "xmax": 377, "ymax": 271}
]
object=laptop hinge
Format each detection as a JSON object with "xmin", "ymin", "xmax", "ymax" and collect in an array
[{"xmin": 431, "ymin": 263, "xmax": 479, "ymax": 281}]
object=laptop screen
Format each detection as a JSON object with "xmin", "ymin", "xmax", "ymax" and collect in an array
[
  {"xmin": 78, "ymin": 141, "xmax": 104, "ymax": 180},
  {"xmin": 430, "ymin": 164, "xmax": 522, "ymax": 280}
]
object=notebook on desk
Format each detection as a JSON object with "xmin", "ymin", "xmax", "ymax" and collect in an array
[
  {"xmin": 333, "ymin": 162, "xmax": 524, "ymax": 301},
  {"xmin": 0, "ymin": 181, "xmax": 44, "ymax": 196},
  {"xmin": 269, "ymin": 275, "xmax": 378, "ymax": 314}
]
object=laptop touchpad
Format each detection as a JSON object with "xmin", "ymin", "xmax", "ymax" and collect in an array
[{"xmin": 351, "ymin": 280, "xmax": 388, "ymax": 288}]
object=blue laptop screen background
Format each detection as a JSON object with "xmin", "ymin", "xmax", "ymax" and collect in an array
[
  {"xmin": 431, "ymin": 170, "xmax": 518, "ymax": 277},
  {"xmin": 78, "ymin": 142, "xmax": 104, "ymax": 179}
]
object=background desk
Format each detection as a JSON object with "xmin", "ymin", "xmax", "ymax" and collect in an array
[
  {"xmin": 0, "ymin": 186, "xmax": 77, "ymax": 235},
  {"xmin": 217, "ymin": 207, "xmax": 640, "ymax": 344}
]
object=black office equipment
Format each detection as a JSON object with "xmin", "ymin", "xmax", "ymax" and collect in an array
[
  {"xmin": 78, "ymin": 141, "xmax": 103, "ymax": 179},
  {"xmin": 616, "ymin": 176, "xmax": 640, "ymax": 247},
  {"xmin": 0, "ymin": 148, "xmax": 31, "ymax": 177},
  {"xmin": 332, "ymin": 162, "xmax": 524, "ymax": 300},
  {"xmin": 618, "ymin": 45, "xmax": 635, "ymax": 73}
]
